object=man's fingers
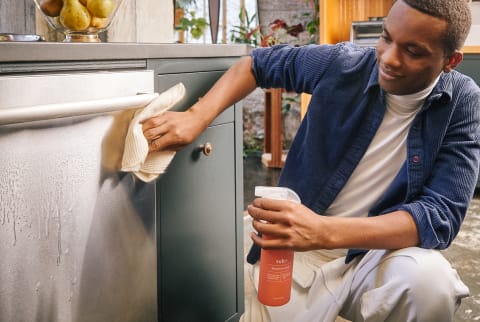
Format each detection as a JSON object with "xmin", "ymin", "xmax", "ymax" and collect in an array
[
  {"xmin": 143, "ymin": 124, "xmax": 167, "ymax": 142},
  {"xmin": 252, "ymin": 218, "xmax": 291, "ymax": 236},
  {"xmin": 252, "ymin": 197, "xmax": 291, "ymax": 211},
  {"xmin": 250, "ymin": 230, "xmax": 289, "ymax": 249},
  {"xmin": 149, "ymin": 136, "xmax": 164, "ymax": 152}
]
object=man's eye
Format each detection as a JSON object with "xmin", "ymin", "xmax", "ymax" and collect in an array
[
  {"xmin": 379, "ymin": 34, "xmax": 391, "ymax": 43},
  {"xmin": 406, "ymin": 47, "xmax": 423, "ymax": 57}
]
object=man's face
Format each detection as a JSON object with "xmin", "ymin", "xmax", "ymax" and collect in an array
[{"xmin": 376, "ymin": 0, "xmax": 450, "ymax": 95}]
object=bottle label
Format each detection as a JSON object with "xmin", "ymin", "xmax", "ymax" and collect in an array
[
  {"xmin": 266, "ymin": 258, "xmax": 291, "ymax": 282},
  {"xmin": 258, "ymin": 248, "xmax": 294, "ymax": 306}
]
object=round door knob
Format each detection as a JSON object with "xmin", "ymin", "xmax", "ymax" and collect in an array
[{"xmin": 200, "ymin": 142, "xmax": 213, "ymax": 156}]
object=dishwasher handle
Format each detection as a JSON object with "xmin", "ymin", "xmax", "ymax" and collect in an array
[{"xmin": 0, "ymin": 93, "xmax": 159, "ymax": 125}]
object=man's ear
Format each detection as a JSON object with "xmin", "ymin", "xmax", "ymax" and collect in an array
[{"xmin": 443, "ymin": 50, "xmax": 463, "ymax": 73}]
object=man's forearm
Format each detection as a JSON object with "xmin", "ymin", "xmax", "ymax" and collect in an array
[
  {"xmin": 189, "ymin": 55, "xmax": 257, "ymax": 127},
  {"xmin": 322, "ymin": 210, "xmax": 420, "ymax": 250}
]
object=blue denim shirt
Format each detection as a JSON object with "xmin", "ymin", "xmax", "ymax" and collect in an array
[{"xmin": 248, "ymin": 42, "xmax": 480, "ymax": 263}]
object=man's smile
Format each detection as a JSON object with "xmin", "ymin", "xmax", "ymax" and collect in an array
[{"xmin": 379, "ymin": 65, "xmax": 403, "ymax": 81}]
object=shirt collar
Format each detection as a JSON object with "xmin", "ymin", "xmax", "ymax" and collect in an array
[
  {"xmin": 427, "ymin": 72, "xmax": 453, "ymax": 104},
  {"xmin": 365, "ymin": 62, "xmax": 380, "ymax": 94}
]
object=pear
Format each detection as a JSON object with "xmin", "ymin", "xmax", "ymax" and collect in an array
[
  {"xmin": 60, "ymin": 0, "xmax": 91, "ymax": 31},
  {"xmin": 87, "ymin": 0, "xmax": 115, "ymax": 18},
  {"xmin": 90, "ymin": 16, "xmax": 108, "ymax": 28},
  {"xmin": 40, "ymin": 0, "xmax": 64, "ymax": 17}
]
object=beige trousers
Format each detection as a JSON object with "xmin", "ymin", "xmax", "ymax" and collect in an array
[{"xmin": 241, "ymin": 230, "xmax": 469, "ymax": 322}]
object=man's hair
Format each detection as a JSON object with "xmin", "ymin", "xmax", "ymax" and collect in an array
[{"xmin": 401, "ymin": 0, "xmax": 472, "ymax": 54}]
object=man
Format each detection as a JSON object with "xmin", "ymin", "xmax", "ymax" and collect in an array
[{"xmin": 143, "ymin": 0, "xmax": 480, "ymax": 321}]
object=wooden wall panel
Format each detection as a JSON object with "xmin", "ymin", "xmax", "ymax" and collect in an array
[{"xmin": 320, "ymin": 0, "xmax": 393, "ymax": 44}]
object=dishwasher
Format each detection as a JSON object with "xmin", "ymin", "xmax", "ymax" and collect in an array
[{"xmin": 0, "ymin": 70, "xmax": 159, "ymax": 322}]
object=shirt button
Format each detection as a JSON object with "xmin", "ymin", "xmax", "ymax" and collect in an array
[{"xmin": 412, "ymin": 155, "xmax": 420, "ymax": 163}]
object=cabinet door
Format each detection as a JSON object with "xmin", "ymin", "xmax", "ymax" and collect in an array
[{"xmin": 157, "ymin": 122, "xmax": 240, "ymax": 322}]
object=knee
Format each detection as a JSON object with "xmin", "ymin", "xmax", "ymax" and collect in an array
[
  {"xmin": 390, "ymin": 253, "xmax": 449, "ymax": 300},
  {"xmin": 370, "ymin": 249, "xmax": 464, "ymax": 320}
]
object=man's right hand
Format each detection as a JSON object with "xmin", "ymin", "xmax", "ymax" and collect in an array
[
  {"xmin": 142, "ymin": 55, "xmax": 257, "ymax": 153},
  {"xmin": 142, "ymin": 108, "xmax": 208, "ymax": 152}
]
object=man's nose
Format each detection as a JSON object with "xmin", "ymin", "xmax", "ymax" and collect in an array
[{"xmin": 381, "ymin": 44, "xmax": 402, "ymax": 68}]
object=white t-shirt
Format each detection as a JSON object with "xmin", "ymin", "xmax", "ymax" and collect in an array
[{"xmin": 320, "ymin": 76, "xmax": 440, "ymax": 259}]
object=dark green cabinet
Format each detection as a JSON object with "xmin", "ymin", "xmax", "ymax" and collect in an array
[
  {"xmin": 457, "ymin": 53, "xmax": 480, "ymax": 85},
  {"xmin": 457, "ymin": 53, "xmax": 480, "ymax": 187},
  {"xmin": 152, "ymin": 58, "xmax": 244, "ymax": 322},
  {"xmin": 157, "ymin": 124, "xmax": 239, "ymax": 322}
]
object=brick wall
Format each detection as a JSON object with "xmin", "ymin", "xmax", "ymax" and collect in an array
[
  {"xmin": 258, "ymin": 0, "xmax": 314, "ymax": 44},
  {"xmin": 243, "ymin": 0, "xmax": 314, "ymax": 153}
]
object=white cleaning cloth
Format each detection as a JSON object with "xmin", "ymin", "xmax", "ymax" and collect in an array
[{"xmin": 121, "ymin": 83, "xmax": 186, "ymax": 182}]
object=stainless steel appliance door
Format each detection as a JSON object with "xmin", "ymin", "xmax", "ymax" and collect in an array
[{"xmin": 0, "ymin": 71, "xmax": 158, "ymax": 322}]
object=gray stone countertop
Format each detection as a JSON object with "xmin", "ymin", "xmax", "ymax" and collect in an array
[{"xmin": 0, "ymin": 42, "xmax": 251, "ymax": 62}]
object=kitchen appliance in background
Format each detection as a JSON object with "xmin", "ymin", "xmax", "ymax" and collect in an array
[
  {"xmin": 0, "ymin": 33, "xmax": 44, "ymax": 42},
  {"xmin": 0, "ymin": 70, "xmax": 159, "ymax": 322},
  {"xmin": 350, "ymin": 17, "xmax": 384, "ymax": 48}
]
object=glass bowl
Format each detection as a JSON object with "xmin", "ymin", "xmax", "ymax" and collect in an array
[{"xmin": 32, "ymin": 0, "xmax": 125, "ymax": 42}]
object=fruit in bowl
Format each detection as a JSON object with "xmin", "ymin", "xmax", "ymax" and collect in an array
[{"xmin": 34, "ymin": 0, "xmax": 124, "ymax": 42}]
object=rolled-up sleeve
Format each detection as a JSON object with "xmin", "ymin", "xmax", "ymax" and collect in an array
[
  {"xmin": 250, "ymin": 44, "xmax": 340, "ymax": 93},
  {"xmin": 400, "ymin": 82, "xmax": 480, "ymax": 249}
]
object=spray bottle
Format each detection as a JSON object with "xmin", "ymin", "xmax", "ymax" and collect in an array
[{"xmin": 254, "ymin": 186, "xmax": 301, "ymax": 306}]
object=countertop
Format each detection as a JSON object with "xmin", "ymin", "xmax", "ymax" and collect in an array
[
  {"xmin": 0, "ymin": 41, "xmax": 476, "ymax": 64},
  {"xmin": 0, "ymin": 42, "xmax": 477, "ymax": 63},
  {"xmin": 0, "ymin": 42, "xmax": 251, "ymax": 62}
]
